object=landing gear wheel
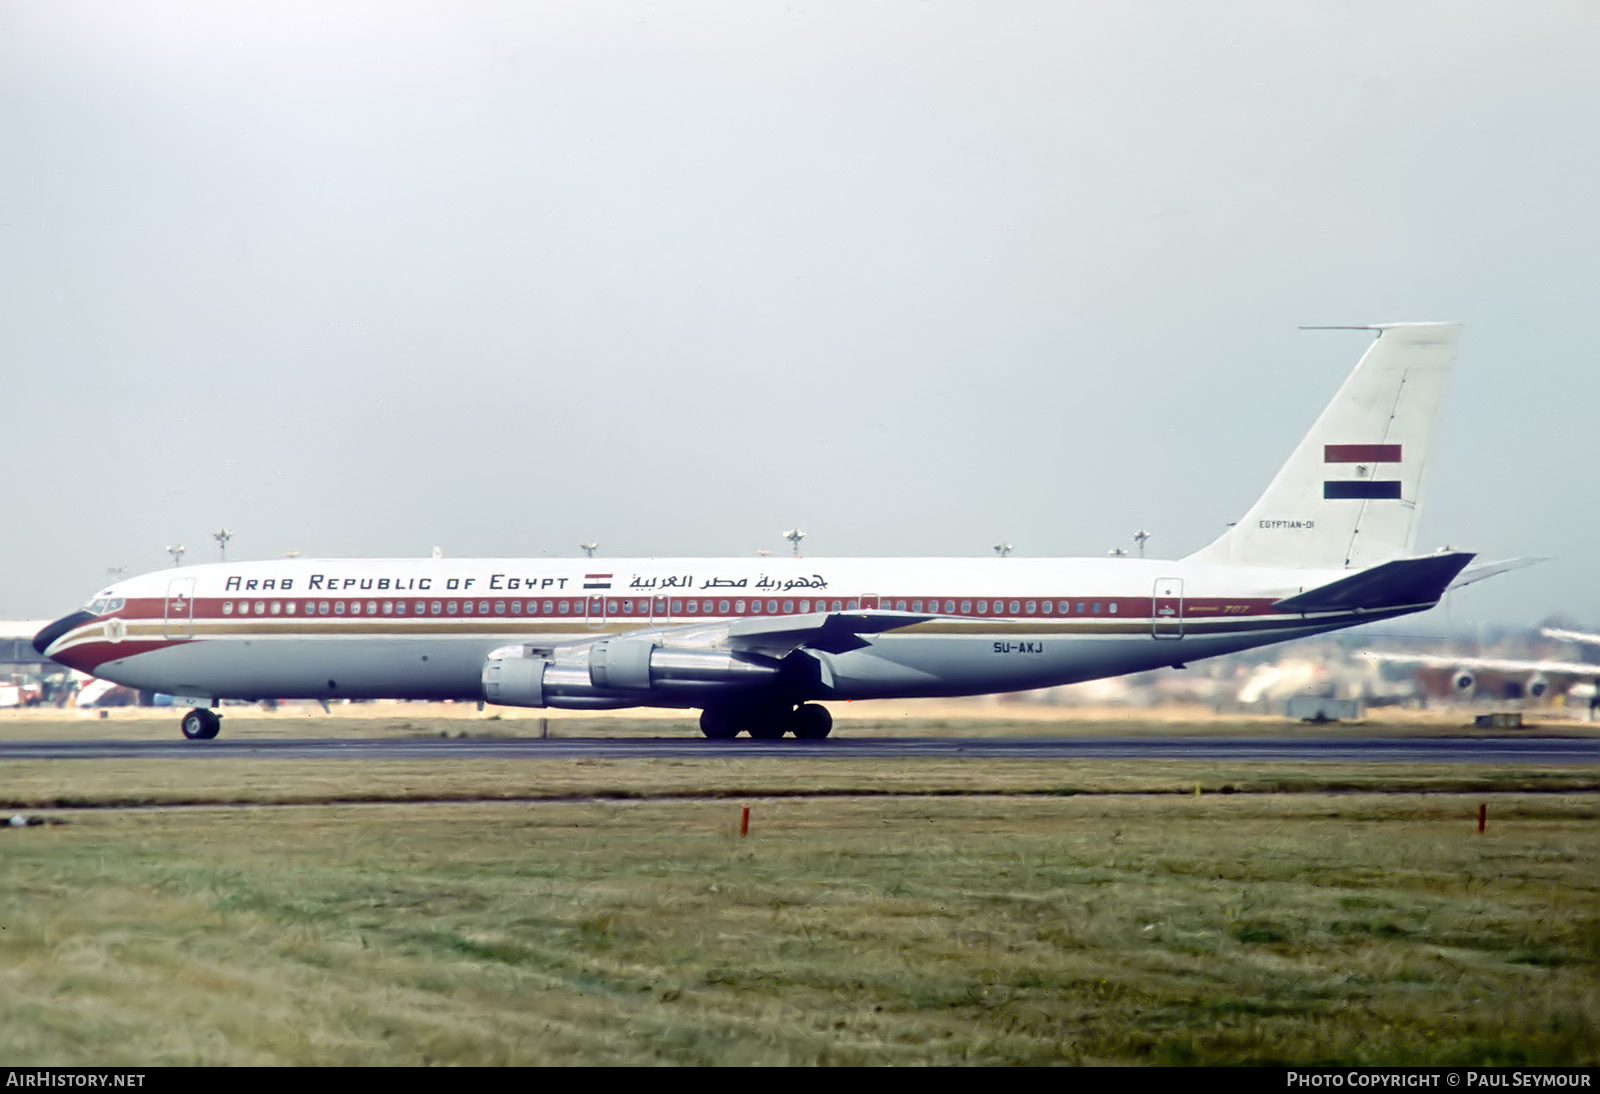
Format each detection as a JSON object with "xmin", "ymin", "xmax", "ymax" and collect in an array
[
  {"xmin": 791, "ymin": 703, "xmax": 833, "ymax": 740},
  {"xmin": 181, "ymin": 707, "xmax": 221, "ymax": 741},
  {"xmin": 699, "ymin": 708, "xmax": 738, "ymax": 740}
]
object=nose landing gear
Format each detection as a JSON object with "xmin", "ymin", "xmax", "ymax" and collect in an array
[{"xmin": 181, "ymin": 707, "xmax": 221, "ymax": 740}]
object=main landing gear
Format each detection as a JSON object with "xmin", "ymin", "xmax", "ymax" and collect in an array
[
  {"xmin": 180, "ymin": 707, "xmax": 221, "ymax": 740},
  {"xmin": 699, "ymin": 703, "xmax": 833, "ymax": 740}
]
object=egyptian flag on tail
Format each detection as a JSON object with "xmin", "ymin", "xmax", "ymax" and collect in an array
[{"xmin": 1323, "ymin": 444, "xmax": 1402, "ymax": 499}]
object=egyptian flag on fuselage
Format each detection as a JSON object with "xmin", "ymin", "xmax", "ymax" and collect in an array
[
  {"xmin": 1323, "ymin": 444, "xmax": 1402, "ymax": 499},
  {"xmin": 583, "ymin": 573, "xmax": 613, "ymax": 590}
]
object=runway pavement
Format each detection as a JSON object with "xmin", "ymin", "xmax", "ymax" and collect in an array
[{"xmin": 3, "ymin": 735, "xmax": 1597, "ymax": 763}]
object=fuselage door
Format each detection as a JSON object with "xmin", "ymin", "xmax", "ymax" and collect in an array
[
  {"xmin": 586, "ymin": 595, "xmax": 607, "ymax": 631},
  {"xmin": 858, "ymin": 594, "xmax": 879, "ymax": 611},
  {"xmin": 165, "ymin": 577, "xmax": 196, "ymax": 640},
  {"xmin": 1152, "ymin": 578, "xmax": 1184, "ymax": 638}
]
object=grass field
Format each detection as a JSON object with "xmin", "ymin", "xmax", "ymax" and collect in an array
[
  {"xmin": 7, "ymin": 697, "xmax": 1597, "ymax": 742},
  {"xmin": 2, "ymin": 728, "xmax": 1597, "ymax": 1066}
]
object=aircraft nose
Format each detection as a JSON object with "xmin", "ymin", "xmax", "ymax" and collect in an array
[{"xmin": 33, "ymin": 611, "xmax": 94, "ymax": 658}]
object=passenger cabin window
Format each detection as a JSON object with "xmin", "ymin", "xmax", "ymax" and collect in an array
[
  {"xmin": 334, "ymin": 601, "xmax": 345, "ymax": 615},
  {"xmin": 223, "ymin": 602, "xmax": 234, "ymax": 615},
  {"xmin": 431, "ymin": 601, "xmax": 441, "ymax": 615},
  {"xmin": 1109, "ymin": 603, "xmax": 1118, "ymax": 613}
]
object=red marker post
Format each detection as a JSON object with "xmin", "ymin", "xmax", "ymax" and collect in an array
[{"xmin": 740, "ymin": 806, "xmax": 750, "ymax": 838}]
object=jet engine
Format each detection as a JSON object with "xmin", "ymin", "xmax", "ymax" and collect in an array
[
  {"xmin": 1451, "ymin": 668, "xmax": 1476, "ymax": 694},
  {"xmin": 1526, "ymin": 674, "xmax": 1550, "ymax": 700},
  {"xmin": 481, "ymin": 639, "xmax": 782, "ymax": 709}
]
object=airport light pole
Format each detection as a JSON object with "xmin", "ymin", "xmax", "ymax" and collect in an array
[
  {"xmin": 1133, "ymin": 529, "xmax": 1150, "ymax": 558},
  {"xmin": 166, "ymin": 544, "xmax": 185, "ymax": 567},
  {"xmin": 993, "ymin": 542, "xmax": 1013, "ymax": 558},
  {"xmin": 783, "ymin": 529, "xmax": 806, "ymax": 557},
  {"xmin": 580, "ymin": 542, "xmax": 598, "ymax": 559},
  {"xmin": 213, "ymin": 528, "xmax": 233, "ymax": 562},
  {"xmin": 1107, "ymin": 547, "xmax": 1127, "ymax": 559}
]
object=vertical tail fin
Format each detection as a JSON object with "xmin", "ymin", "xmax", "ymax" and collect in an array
[{"xmin": 1186, "ymin": 322, "xmax": 1462, "ymax": 570}]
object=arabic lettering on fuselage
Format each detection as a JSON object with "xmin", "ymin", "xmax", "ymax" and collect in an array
[
  {"xmin": 223, "ymin": 570, "xmax": 828, "ymax": 596},
  {"xmin": 626, "ymin": 574, "xmax": 830, "ymax": 592}
]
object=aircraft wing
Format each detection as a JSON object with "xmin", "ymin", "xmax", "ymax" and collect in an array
[
  {"xmin": 519, "ymin": 611, "xmax": 934, "ymax": 661},
  {"xmin": 1362, "ymin": 651, "xmax": 1600, "ymax": 678},
  {"xmin": 725, "ymin": 610, "xmax": 933, "ymax": 656},
  {"xmin": 1542, "ymin": 628, "xmax": 1600, "ymax": 648}
]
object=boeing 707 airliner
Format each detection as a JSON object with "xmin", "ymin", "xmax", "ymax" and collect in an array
[{"xmin": 37, "ymin": 323, "xmax": 1489, "ymax": 740}]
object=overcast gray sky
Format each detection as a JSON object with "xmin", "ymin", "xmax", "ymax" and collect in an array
[{"xmin": 3, "ymin": 2, "xmax": 1596, "ymax": 627}]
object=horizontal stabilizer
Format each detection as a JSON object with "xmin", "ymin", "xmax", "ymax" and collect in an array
[
  {"xmin": 1272, "ymin": 551, "xmax": 1475, "ymax": 614},
  {"xmin": 1447, "ymin": 557, "xmax": 1546, "ymax": 592}
]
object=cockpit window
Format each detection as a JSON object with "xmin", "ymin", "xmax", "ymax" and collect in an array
[{"xmin": 87, "ymin": 599, "xmax": 109, "ymax": 615}]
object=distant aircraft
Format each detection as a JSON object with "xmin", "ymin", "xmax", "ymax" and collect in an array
[
  {"xmin": 37, "ymin": 323, "xmax": 1501, "ymax": 741},
  {"xmin": 1364, "ymin": 626, "xmax": 1600, "ymax": 711}
]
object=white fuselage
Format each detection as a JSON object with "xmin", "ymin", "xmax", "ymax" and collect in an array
[{"xmin": 40, "ymin": 554, "xmax": 1405, "ymax": 707}]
